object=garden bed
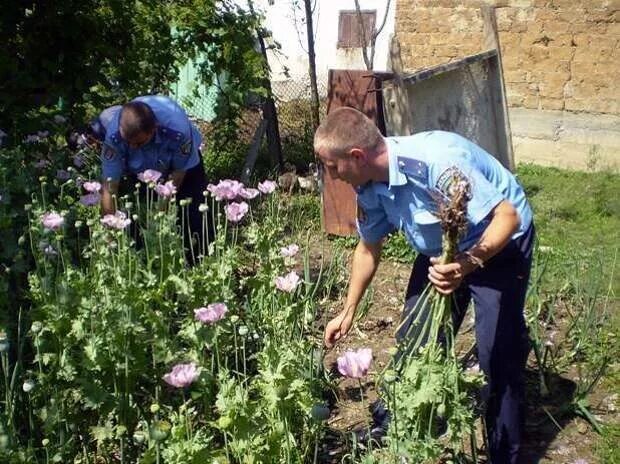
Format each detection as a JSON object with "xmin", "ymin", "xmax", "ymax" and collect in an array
[{"xmin": 0, "ymin": 119, "xmax": 618, "ymax": 464}]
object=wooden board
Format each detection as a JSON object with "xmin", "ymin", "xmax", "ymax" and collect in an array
[{"xmin": 322, "ymin": 69, "xmax": 392, "ymax": 236}]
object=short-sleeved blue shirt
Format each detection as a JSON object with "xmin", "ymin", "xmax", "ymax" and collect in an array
[
  {"xmin": 100, "ymin": 95, "xmax": 202, "ymax": 181},
  {"xmin": 356, "ymin": 131, "xmax": 533, "ymax": 256}
]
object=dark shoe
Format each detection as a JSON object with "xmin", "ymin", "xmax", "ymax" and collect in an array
[
  {"xmin": 353, "ymin": 399, "xmax": 391, "ymax": 448},
  {"xmin": 353, "ymin": 424, "xmax": 388, "ymax": 449}
]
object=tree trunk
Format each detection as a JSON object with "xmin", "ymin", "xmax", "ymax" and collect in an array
[
  {"xmin": 248, "ymin": 0, "xmax": 284, "ymax": 169},
  {"xmin": 304, "ymin": 0, "xmax": 320, "ymax": 130}
]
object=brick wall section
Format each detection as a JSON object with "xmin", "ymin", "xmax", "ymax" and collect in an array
[{"xmin": 395, "ymin": 0, "xmax": 620, "ymax": 114}]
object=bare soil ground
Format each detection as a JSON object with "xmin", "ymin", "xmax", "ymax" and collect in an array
[{"xmin": 314, "ymin": 251, "xmax": 618, "ymax": 463}]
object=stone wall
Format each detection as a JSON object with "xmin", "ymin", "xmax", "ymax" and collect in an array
[{"xmin": 394, "ymin": 0, "xmax": 620, "ymax": 169}]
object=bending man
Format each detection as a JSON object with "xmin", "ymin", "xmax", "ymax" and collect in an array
[{"xmin": 316, "ymin": 107, "xmax": 534, "ymax": 464}]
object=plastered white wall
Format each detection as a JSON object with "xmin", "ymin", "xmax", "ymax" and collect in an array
[{"xmin": 251, "ymin": 0, "xmax": 395, "ymax": 96}]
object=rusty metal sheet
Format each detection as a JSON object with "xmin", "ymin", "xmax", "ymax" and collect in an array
[{"xmin": 322, "ymin": 69, "xmax": 392, "ymax": 236}]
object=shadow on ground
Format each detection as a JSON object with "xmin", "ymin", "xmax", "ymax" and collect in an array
[{"xmin": 519, "ymin": 369, "xmax": 578, "ymax": 463}]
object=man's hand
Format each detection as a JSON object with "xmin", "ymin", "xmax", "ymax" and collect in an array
[
  {"xmin": 170, "ymin": 169, "xmax": 186, "ymax": 189},
  {"xmin": 428, "ymin": 256, "xmax": 477, "ymax": 295},
  {"xmin": 324, "ymin": 310, "xmax": 355, "ymax": 348},
  {"xmin": 428, "ymin": 200, "xmax": 521, "ymax": 295},
  {"xmin": 101, "ymin": 180, "xmax": 119, "ymax": 216}
]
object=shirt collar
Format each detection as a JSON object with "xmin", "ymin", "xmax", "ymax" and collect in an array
[
  {"xmin": 387, "ymin": 138, "xmax": 408, "ymax": 188},
  {"xmin": 370, "ymin": 138, "xmax": 408, "ymax": 198},
  {"xmin": 356, "ymin": 138, "xmax": 409, "ymax": 198}
]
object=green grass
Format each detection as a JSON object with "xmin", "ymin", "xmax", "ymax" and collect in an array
[
  {"xmin": 516, "ymin": 163, "xmax": 620, "ymax": 294},
  {"xmin": 516, "ymin": 163, "xmax": 620, "ymax": 251},
  {"xmin": 596, "ymin": 423, "xmax": 620, "ymax": 463}
]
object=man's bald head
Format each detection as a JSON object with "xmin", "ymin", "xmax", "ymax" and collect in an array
[
  {"xmin": 314, "ymin": 107, "xmax": 383, "ymax": 159},
  {"xmin": 119, "ymin": 101, "xmax": 156, "ymax": 142}
]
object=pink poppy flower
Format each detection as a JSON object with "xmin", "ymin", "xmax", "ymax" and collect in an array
[
  {"xmin": 239, "ymin": 187, "xmax": 260, "ymax": 199},
  {"xmin": 137, "ymin": 169, "xmax": 162, "ymax": 184},
  {"xmin": 224, "ymin": 201, "xmax": 249, "ymax": 223},
  {"xmin": 280, "ymin": 244, "xmax": 299, "ymax": 258},
  {"xmin": 83, "ymin": 181, "xmax": 101, "ymax": 193},
  {"xmin": 79, "ymin": 193, "xmax": 101, "ymax": 207},
  {"xmin": 258, "ymin": 180, "xmax": 277, "ymax": 194},
  {"xmin": 155, "ymin": 180, "xmax": 177, "ymax": 198},
  {"xmin": 337, "ymin": 348, "xmax": 372, "ymax": 379},
  {"xmin": 101, "ymin": 211, "xmax": 131, "ymax": 230},
  {"xmin": 194, "ymin": 303, "xmax": 228, "ymax": 324},
  {"xmin": 163, "ymin": 362, "xmax": 200, "ymax": 388},
  {"xmin": 41, "ymin": 212, "xmax": 64, "ymax": 231},
  {"xmin": 274, "ymin": 271, "xmax": 301, "ymax": 293},
  {"xmin": 206, "ymin": 179, "xmax": 244, "ymax": 201}
]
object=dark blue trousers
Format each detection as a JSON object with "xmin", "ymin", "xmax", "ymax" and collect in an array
[
  {"xmin": 396, "ymin": 225, "xmax": 535, "ymax": 464},
  {"xmin": 176, "ymin": 153, "xmax": 214, "ymax": 264},
  {"xmin": 123, "ymin": 152, "xmax": 214, "ymax": 265}
]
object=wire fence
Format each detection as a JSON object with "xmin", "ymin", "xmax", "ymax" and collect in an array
[
  {"xmin": 186, "ymin": 77, "xmax": 328, "ymax": 179},
  {"xmin": 271, "ymin": 78, "xmax": 328, "ymax": 171},
  {"xmin": 271, "ymin": 78, "xmax": 328, "ymax": 137}
]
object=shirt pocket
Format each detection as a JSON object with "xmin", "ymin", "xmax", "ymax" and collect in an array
[
  {"xmin": 156, "ymin": 147, "xmax": 174, "ymax": 172},
  {"xmin": 127, "ymin": 152, "xmax": 144, "ymax": 173},
  {"xmin": 412, "ymin": 210, "xmax": 442, "ymax": 255}
]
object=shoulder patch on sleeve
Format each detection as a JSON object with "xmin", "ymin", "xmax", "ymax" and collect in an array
[
  {"xmin": 103, "ymin": 143, "xmax": 117, "ymax": 160},
  {"xmin": 435, "ymin": 166, "xmax": 470, "ymax": 198},
  {"xmin": 397, "ymin": 156, "xmax": 428, "ymax": 183},
  {"xmin": 180, "ymin": 139, "xmax": 192, "ymax": 156}
]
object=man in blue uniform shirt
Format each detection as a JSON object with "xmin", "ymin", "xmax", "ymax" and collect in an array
[
  {"xmin": 94, "ymin": 95, "xmax": 213, "ymax": 263},
  {"xmin": 315, "ymin": 107, "xmax": 534, "ymax": 464}
]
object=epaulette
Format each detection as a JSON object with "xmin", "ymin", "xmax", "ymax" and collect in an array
[
  {"xmin": 110, "ymin": 131, "xmax": 123, "ymax": 145},
  {"xmin": 396, "ymin": 156, "xmax": 428, "ymax": 183},
  {"xmin": 158, "ymin": 126, "xmax": 185, "ymax": 144}
]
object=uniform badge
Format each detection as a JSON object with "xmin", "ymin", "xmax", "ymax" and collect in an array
[
  {"xmin": 435, "ymin": 166, "xmax": 468, "ymax": 198},
  {"xmin": 103, "ymin": 143, "xmax": 116, "ymax": 161},
  {"xmin": 180, "ymin": 140, "xmax": 192, "ymax": 156},
  {"xmin": 356, "ymin": 201, "xmax": 367, "ymax": 224}
]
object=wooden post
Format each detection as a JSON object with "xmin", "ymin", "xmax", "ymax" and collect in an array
[
  {"xmin": 385, "ymin": 34, "xmax": 414, "ymax": 136},
  {"xmin": 481, "ymin": 6, "xmax": 515, "ymax": 170},
  {"xmin": 304, "ymin": 0, "xmax": 321, "ymax": 130},
  {"xmin": 248, "ymin": 0, "xmax": 284, "ymax": 169},
  {"xmin": 241, "ymin": 119, "xmax": 268, "ymax": 184}
]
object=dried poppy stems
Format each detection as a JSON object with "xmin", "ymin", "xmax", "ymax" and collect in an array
[{"xmin": 377, "ymin": 171, "xmax": 477, "ymax": 459}]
